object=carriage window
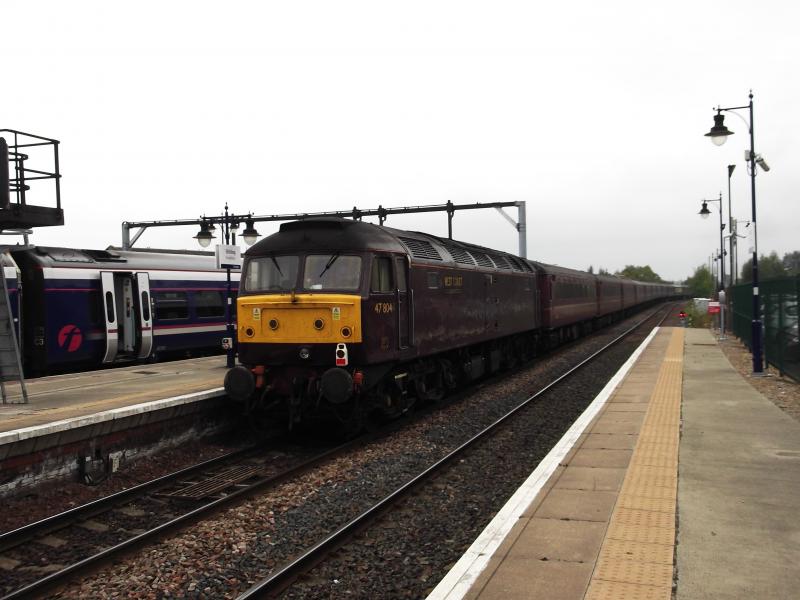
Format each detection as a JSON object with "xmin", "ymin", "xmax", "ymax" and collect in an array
[
  {"xmin": 304, "ymin": 255, "xmax": 362, "ymax": 290},
  {"xmin": 427, "ymin": 272, "xmax": 439, "ymax": 289},
  {"xmin": 88, "ymin": 291, "xmax": 102, "ymax": 324},
  {"xmin": 154, "ymin": 291, "xmax": 189, "ymax": 320},
  {"xmin": 244, "ymin": 256, "xmax": 299, "ymax": 292},
  {"xmin": 395, "ymin": 258, "xmax": 407, "ymax": 292},
  {"xmin": 370, "ymin": 257, "xmax": 393, "ymax": 293},
  {"xmin": 194, "ymin": 290, "xmax": 225, "ymax": 318}
]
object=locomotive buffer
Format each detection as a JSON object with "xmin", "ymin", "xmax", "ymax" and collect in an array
[{"xmin": 0, "ymin": 130, "xmax": 64, "ymax": 403}]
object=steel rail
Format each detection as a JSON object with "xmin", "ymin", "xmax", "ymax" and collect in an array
[
  {"xmin": 237, "ymin": 303, "xmax": 675, "ymax": 599},
  {"xmin": 0, "ymin": 444, "xmax": 262, "ymax": 554},
  {"xmin": 0, "ymin": 434, "xmax": 374, "ymax": 600}
]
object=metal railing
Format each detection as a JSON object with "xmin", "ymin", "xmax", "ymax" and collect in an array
[{"xmin": 730, "ymin": 276, "xmax": 800, "ymax": 380}]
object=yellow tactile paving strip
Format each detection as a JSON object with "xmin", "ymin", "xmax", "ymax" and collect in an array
[{"xmin": 584, "ymin": 328, "xmax": 683, "ymax": 600}]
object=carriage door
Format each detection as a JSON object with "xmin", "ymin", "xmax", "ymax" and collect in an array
[
  {"xmin": 395, "ymin": 257, "xmax": 411, "ymax": 349},
  {"xmin": 135, "ymin": 272, "xmax": 153, "ymax": 359},
  {"xmin": 100, "ymin": 271, "xmax": 119, "ymax": 363}
]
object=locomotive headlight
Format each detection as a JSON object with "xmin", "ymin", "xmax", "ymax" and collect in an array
[
  {"xmin": 313, "ymin": 318, "xmax": 325, "ymax": 330},
  {"xmin": 299, "ymin": 347, "xmax": 311, "ymax": 360},
  {"xmin": 269, "ymin": 318, "xmax": 279, "ymax": 330}
]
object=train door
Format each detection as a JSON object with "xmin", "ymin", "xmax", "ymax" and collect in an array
[
  {"xmin": 100, "ymin": 271, "xmax": 118, "ymax": 363},
  {"xmin": 395, "ymin": 256, "xmax": 411, "ymax": 348},
  {"xmin": 117, "ymin": 276, "xmax": 136, "ymax": 354},
  {"xmin": 135, "ymin": 273, "xmax": 153, "ymax": 359},
  {"xmin": 485, "ymin": 273, "xmax": 498, "ymax": 332}
]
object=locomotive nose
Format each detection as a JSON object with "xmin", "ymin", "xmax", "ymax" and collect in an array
[{"xmin": 224, "ymin": 365, "xmax": 256, "ymax": 402}]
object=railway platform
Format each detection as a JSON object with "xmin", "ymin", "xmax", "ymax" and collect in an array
[
  {"xmin": 0, "ymin": 357, "xmax": 229, "ymax": 493},
  {"xmin": 429, "ymin": 327, "xmax": 800, "ymax": 600}
]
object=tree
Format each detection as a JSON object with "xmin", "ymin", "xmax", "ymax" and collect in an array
[
  {"xmin": 598, "ymin": 267, "xmax": 611, "ymax": 275},
  {"xmin": 587, "ymin": 265, "xmax": 594, "ymax": 274},
  {"xmin": 740, "ymin": 251, "xmax": 787, "ymax": 283},
  {"xmin": 685, "ymin": 264, "xmax": 714, "ymax": 298},
  {"xmin": 615, "ymin": 265, "xmax": 664, "ymax": 283},
  {"xmin": 783, "ymin": 251, "xmax": 800, "ymax": 276}
]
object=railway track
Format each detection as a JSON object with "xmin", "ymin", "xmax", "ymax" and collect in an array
[
  {"xmin": 0, "ymin": 303, "xmax": 677, "ymax": 599},
  {"xmin": 239, "ymin": 303, "xmax": 675, "ymax": 598},
  {"xmin": 0, "ymin": 440, "xmax": 351, "ymax": 599}
]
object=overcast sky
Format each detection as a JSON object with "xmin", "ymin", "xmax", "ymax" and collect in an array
[{"xmin": 3, "ymin": 1, "xmax": 798, "ymax": 281}]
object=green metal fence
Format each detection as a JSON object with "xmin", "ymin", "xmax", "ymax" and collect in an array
[{"xmin": 730, "ymin": 276, "xmax": 800, "ymax": 381}]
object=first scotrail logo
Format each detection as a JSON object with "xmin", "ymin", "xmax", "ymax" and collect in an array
[{"xmin": 57, "ymin": 324, "xmax": 83, "ymax": 352}]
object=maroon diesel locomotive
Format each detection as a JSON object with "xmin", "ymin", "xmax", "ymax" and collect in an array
[{"xmin": 224, "ymin": 217, "xmax": 676, "ymax": 429}]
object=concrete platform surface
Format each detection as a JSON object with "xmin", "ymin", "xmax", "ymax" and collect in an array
[
  {"xmin": 678, "ymin": 328, "xmax": 800, "ymax": 599},
  {"xmin": 428, "ymin": 326, "xmax": 800, "ymax": 600},
  {"xmin": 0, "ymin": 356, "xmax": 227, "ymax": 436}
]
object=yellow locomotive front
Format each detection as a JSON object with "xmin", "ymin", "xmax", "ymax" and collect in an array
[{"xmin": 223, "ymin": 218, "xmax": 412, "ymax": 429}]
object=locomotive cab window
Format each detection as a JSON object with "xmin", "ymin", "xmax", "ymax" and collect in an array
[
  {"xmin": 244, "ymin": 256, "xmax": 299, "ymax": 292},
  {"xmin": 370, "ymin": 257, "xmax": 393, "ymax": 293},
  {"xmin": 395, "ymin": 258, "xmax": 407, "ymax": 292},
  {"xmin": 303, "ymin": 254, "xmax": 361, "ymax": 290}
]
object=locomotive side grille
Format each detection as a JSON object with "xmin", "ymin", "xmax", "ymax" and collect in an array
[
  {"xmin": 467, "ymin": 250, "xmax": 494, "ymax": 268},
  {"xmin": 398, "ymin": 237, "xmax": 443, "ymax": 261},
  {"xmin": 489, "ymin": 254, "xmax": 513, "ymax": 270},
  {"xmin": 441, "ymin": 243, "xmax": 475, "ymax": 266}
]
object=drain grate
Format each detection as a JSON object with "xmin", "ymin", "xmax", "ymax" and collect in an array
[{"xmin": 159, "ymin": 465, "xmax": 264, "ymax": 500}]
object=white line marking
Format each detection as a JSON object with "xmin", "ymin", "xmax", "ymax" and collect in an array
[{"xmin": 426, "ymin": 326, "xmax": 661, "ymax": 600}]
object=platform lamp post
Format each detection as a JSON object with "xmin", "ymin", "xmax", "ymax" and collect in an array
[
  {"xmin": 727, "ymin": 165, "xmax": 736, "ymax": 285},
  {"xmin": 699, "ymin": 194, "xmax": 726, "ymax": 339},
  {"xmin": 704, "ymin": 91, "xmax": 770, "ymax": 373},
  {"xmin": 194, "ymin": 205, "xmax": 261, "ymax": 368}
]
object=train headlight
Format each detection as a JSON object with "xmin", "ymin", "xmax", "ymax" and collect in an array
[
  {"xmin": 299, "ymin": 347, "xmax": 311, "ymax": 360},
  {"xmin": 341, "ymin": 326, "xmax": 352, "ymax": 338},
  {"xmin": 313, "ymin": 318, "xmax": 325, "ymax": 330},
  {"xmin": 268, "ymin": 318, "xmax": 279, "ymax": 330}
]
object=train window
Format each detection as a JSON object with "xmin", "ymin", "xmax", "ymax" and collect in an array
[
  {"xmin": 153, "ymin": 291, "xmax": 189, "ymax": 320},
  {"xmin": 427, "ymin": 272, "xmax": 439, "ymax": 289},
  {"xmin": 370, "ymin": 257, "xmax": 393, "ymax": 293},
  {"xmin": 141, "ymin": 291, "xmax": 151, "ymax": 321},
  {"xmin": 88, "ymin": 291, "xmax": 102, "ymax": 324},
  {"xmin": 395, "ymin": 258, "xmax": 407, "ymax": 292},
  {"xmin": 105, "ymin": 291, "xmax": 115, "ymax": 323},
  {"xmin": 244, "ymin": 256, "xmax": 299, "ymax": 292},
  {"xmin": 304, "ymin": 255, "xmax": 361, "ymax": 290},
  {"xmin": 194, "ymin": 290, "xmax": 224, "ymax": 318}
]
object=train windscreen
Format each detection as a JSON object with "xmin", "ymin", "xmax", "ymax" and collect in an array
[
  {"xmin": 303, "ymin": 254, "xmax": 362, "ymax": 290},
  {"xmin": 243, "ymin": 256, "xmax": 299, "ymax": 292}
]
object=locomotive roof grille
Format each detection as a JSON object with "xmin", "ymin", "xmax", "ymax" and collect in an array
[
  {"xmin": 398, "ymin": 236, "xmax": 443, "ymax": 261},
  {"xmin": 440, "ymin": 243, "xmax": 476, "ymax": 266},
  {"xmin": 489, "ymin": 254, "xmax": 512, "ymax": 270},
  {"xmin": 507, "ymin": 256, "xmax": 525, "ymax": 272},
  {"xmin": 467, "ymin": 250, "xmax": 494, "ymax": 268}
]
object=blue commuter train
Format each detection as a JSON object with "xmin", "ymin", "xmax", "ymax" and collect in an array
[{"xmin": 2, "ymin": 246, "xmax": 239, "ymax": 376}]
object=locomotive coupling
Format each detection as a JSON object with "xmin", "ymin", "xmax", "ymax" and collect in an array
[{"xmin": 224, "ymin": 366, "xmax": 257, "ymax": 402}]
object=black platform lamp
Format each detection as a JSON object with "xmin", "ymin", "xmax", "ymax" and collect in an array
[
  {"xmin": 705, "ymin": 91, "xmax": 769, "ymax": 374},
  {"xmin": 193, "ymin": 219, "xmax": 216, "ymax": 248},
  {"xmin": 241, "ymin": 218, "xmax": 261, "ymax": 246}
]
